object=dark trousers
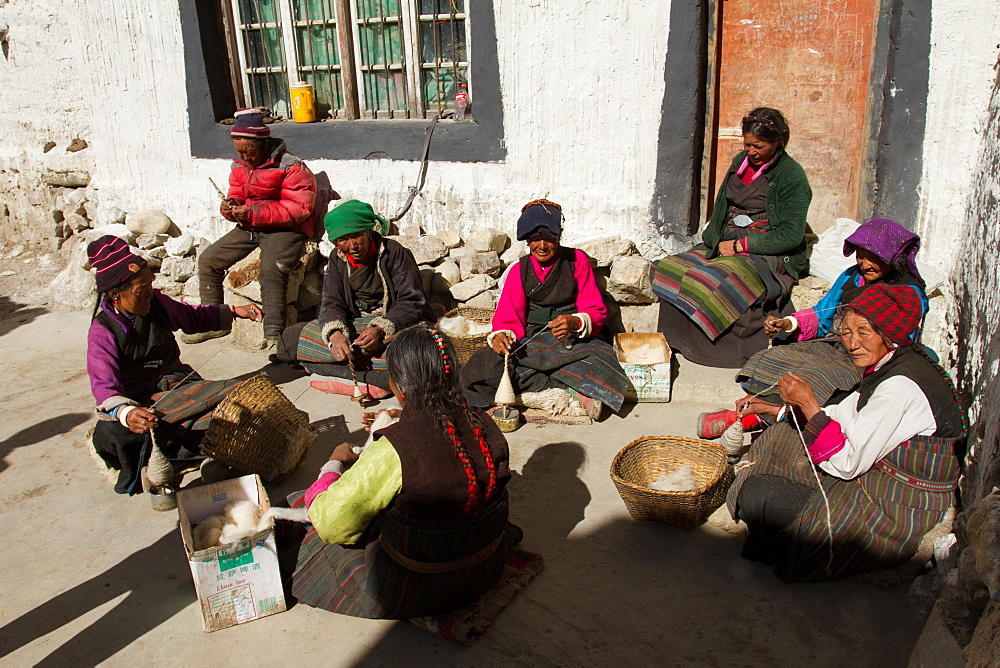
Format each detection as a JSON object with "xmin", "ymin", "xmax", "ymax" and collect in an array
[
  {"xmin": 93, "ymin": 420, "xmax": 204, "ymax": 495},
  {"xmin": 198, "ymin": 226, "xmax": 307, "ymax": 338},
  {"xmin": 735, "ymin": 474, "xmax": 813, "ymax": 563}
]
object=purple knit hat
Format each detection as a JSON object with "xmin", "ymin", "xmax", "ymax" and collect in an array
[
  {"xmin": 231, "ymin": 109, "xmax": 270, "ymax": 138},
  {"xmin": 87, "ymin": 235, "xmax": 147, "ymax": 293},
  {"xmin": 843, "ymin": 218, "xmax": 921, "ymax": 279}
]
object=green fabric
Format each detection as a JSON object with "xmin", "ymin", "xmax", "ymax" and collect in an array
[
  {"xmin": 324, "ymin": 199, "xmax": 388, "ymax": 242},
  {"xmin": 308, "ymin": 436, "xmax": 402, "ymax": 544},
  {"xmin": 702, "ymin": 150, "xmax": 813, "ymax": 278}
]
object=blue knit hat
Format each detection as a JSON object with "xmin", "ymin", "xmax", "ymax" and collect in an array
[{"xmin": 516, "ymin": 199, "xmax": 563, "ymax": 241}]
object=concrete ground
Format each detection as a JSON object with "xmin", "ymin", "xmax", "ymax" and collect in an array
[{"xmin": 0, "ymin": 300, "xmax": 927, "ymax": 666}]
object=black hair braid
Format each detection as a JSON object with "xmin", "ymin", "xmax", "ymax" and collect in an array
[{"xmin": 386, "ymin": 327, "xmax": 500, "ymax": 512}]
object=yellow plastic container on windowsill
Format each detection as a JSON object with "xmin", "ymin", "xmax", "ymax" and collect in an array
[{"xmin": 290, "ymin": 82, "xmax": 316, "ymax": 123}]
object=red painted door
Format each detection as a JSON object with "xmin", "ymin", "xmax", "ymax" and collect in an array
[{"xmin": 710, "ymin": 0, "xmax": 880, "ymax": 232}]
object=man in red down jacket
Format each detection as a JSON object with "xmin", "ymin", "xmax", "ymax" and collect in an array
[{"xmin": 187, "ymin": 108, "xmax": 317, "ymax": 349}]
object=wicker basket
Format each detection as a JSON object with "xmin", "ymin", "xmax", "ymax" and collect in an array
[
  {"xmin": 201, "ymin": 374, "xmax": 316, "ymax": 481},
  {"xmin": 442, "ymin": 306, "xmax": 496, "ymax": 366},
  {"xmin": 610, "ymin": 436, "xmax": 734, "ymax": 530}
]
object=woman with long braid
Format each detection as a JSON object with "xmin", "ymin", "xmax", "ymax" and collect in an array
[{"xmin": 288, "ymin": 327, "xmax": 517, "ymax": 618}]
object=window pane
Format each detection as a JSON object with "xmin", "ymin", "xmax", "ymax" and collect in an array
[
  {"xmin": 238, "ymin": 0, "xmax": 280, "ymax": 24},
  {"xmin": 358, "ymin": 0, "xmax": 401, "ymax": 17},
  {"xmin": 419, "ymin": 0, "xmax": 464, "ymax": 14},
  {"xmin": 419, "ymin": 18, "xmax": 465, "ymax": 63},
  {"xmin": 245, "ymin": 27, "xmax": 285, "ymax": 68},
  {"xmin": 358, "ymin": 20, "xmax": 404, "ymax": 66},
  {"xmin": 293, "ymin": 0, "xmax": 332, "ymax": 21},
  {"xmin": 302, "ymin": 70, "xmax": 344, "ymax": 117},
  {"xmin": 295, "ymin": 24, "xmax": 340, "ymax": 68},
  {"xmin": 248, "ymin": 72, "xmax": 290, "ymax": 117},
  {"xmin": 362, "ymin": 70, "xmax": 408, "ymax": 113}
]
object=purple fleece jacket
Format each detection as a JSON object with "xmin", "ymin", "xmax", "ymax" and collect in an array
[{"xmin": 87, "ymin": 291, "xmax": 232, "ymax": 412}]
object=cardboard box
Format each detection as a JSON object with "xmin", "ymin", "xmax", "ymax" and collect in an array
[
  {"xmin": 177, "ymin": 474, "xmax": 286, "ymax": 632},
  {"xmin": 614, "ymin": 332, "xmax": 674, "ymax": 403}
]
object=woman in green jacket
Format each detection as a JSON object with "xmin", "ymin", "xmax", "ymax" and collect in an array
[{"xmin": 650, "ymin": 107, "xmax": 812, "ymax": 368}]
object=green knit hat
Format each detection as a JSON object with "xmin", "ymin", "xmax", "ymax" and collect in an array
[{"xmin": 324, "ymin": 200, "xmax": 388, "ymax": 242}]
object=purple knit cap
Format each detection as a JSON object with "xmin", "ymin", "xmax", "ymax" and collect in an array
[
  {"xmin": 843, "ymin": 218, "xmax": 921, "ymax": 279},
  {"xmin": 87, "ymin": 235, "xmax": 147, "ymax": 293},
  {"xmin": 231, "ymin": 109, "xmax": 270, "ymax": 138}
]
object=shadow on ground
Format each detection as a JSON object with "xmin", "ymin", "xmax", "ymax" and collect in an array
[
  {"xmin": 351, "ymin": 441, "xmax": 921, "ymax": 666},
  {"xmin": 0, "ymin": 412, "xmax": 90, "ymax": 474},
  {"xmin": 0, "ymin": 296, "xmax": 48, "ymax": 338},
  {"xmin": 0, "ymin": 532, "xmax": 195, "ymax": 666}
]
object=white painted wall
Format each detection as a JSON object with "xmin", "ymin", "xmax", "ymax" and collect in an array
[
  {"xmin": 2, "ymin": 0, "xmax": 998, "ymax": 351},
  {"xmin": 913, "ymin": 1, "xmax": 1000, "ymax": 354},
  {"xmin": 0, "ymin": 0, "xmax": 673, "ymax": 254}
]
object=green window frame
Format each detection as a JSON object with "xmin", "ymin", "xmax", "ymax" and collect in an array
[{"xmin": 226, "ymin": 0, "xmax": 470, "ymax": 120}]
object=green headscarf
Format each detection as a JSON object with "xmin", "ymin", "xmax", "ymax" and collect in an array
[{"xmin": 324, "ymin": 200, "xmax": 388, "ymax": 242}]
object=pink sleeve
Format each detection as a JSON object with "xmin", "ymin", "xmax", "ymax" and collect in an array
[
  {"xmin": 805, "ymin": 416, "xmax": 847, "ymax": 462},
  {"xmin": 795, "ymin": 308, "xmax": 819, "ymax": 342},
  {"xmin": 304, "ymin": 471, "xmax": 342, "ymax": 508},
  {"xmin": 572, "ymin": 250, "xmax": 608, "ymax": 335},
  {"xmin": 492, "ymin": 264, "xmax": 528, "ymax": 340}
]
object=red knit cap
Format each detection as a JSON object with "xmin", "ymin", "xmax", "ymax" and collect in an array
[
  {"xmin": 87, "ymin": 235, "xmax": 147, "ymax": 293},
  {"xmin": 845, "ymin": 283, "xmax": 922, "ymax": 346}
]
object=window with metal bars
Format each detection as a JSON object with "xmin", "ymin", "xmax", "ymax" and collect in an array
[{"xmin": 224, "ymin": 0, "xmax": 470, "ymax": 120}]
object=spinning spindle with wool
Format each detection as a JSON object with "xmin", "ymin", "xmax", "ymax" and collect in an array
[{"xmin": 494, "ymin": 352, "xmax": 516, "ymax": 417}]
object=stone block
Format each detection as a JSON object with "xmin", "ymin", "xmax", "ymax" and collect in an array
[
  {"xmin": 96, "ymin": 205, "xmax": 127, "ymax": 227},
  {"xmin": 226, "ymin": 250, "xmax": 261, "ymax": 289},
  {"xmin": 230, "ymin": 293, "xmax": 268, "ymax": 350},
  {"xmin": 577, "ymin": 236, "xmax": 638, "ymax": 268},
  {"xmin": 459, "ymin": 251, "xmax": 503, "ymax": 280},
  {"xmin": 126, "ymin": 209, "xmax": 172, "ymax": 235},
  {"xmin": 450, "ymin": 274, "xmax": 495, "ymax": 302},
  {"xmin": 420, "ymin": 267, "xmax": 434, "ymax": 294},
  {"xmin": 152, "ymin": 274, "xmax": 184, "ymax": 297},
  {"xmin": 136, "ymin": 233, "xmax": 170, "ymax": 250},
  {"xmin": 965, "ymin": 492, "xmax": 1000, "ymax": 599},
  {"xmin": 48, "ymin": 239, "xmax": 96, "ymax": 309},
  {"xmin": 165, "ymin": 234, "xmax": 195, "ymax": 257},
  {"xmin": 293, "ymin": 271, "xmax": 322, "ymax": 311},
  {"xmin": 791, "ymin": 275, "xmax": 832, "ymax": 312},
  {"xmin": 135, "ymin": 248, "xmax": 163, "ymax": 270},
  {"xmin": 85, "ymin": 224, "xmax": 135, "ymax": 246},
  {"xmin": 619, "ymin": 305, "xmax": 645, "ymax": 333},
  {"xmin": 465, "ymin": 290, "xmax": 497, "ymax": 309},
  {"xmin": 57, "ymin": 188, "xmax": 87, "ymax": 214},
  {"xmin": 42, "ymin": 171, "xmax": 90, "ymax": 188},
  {"xmin": 83, "ymin": 200, "xmax": 100, "ymax": 223},
  {"xmin": 389, "ymin": 234, "xmax": 447, "ymax": 265},
  {"xmin": 633, "ymin": 303, "xmax": 660, "ymax": 333},
  {"xmin": 161, "ymin": 256, "xmax": 197, "ymax": 282},
  {"xmin": 466, "ymin": 227, "xmax": 508, "ymax": 253},
  {"xmin": 64, "ymin": 212, "xmax": 90, "ymax": 233},
  {"xmin": 448, "ymin": 245, "xmax": 474, "ymax": 262},
  {"xmin": 501, "ymin": 243, "xmax": 525, "ymax": 267},
  {"xmin": 964, "ymin": 600, "xmax": 1000, "ymax": 666},
  {"xmin": 182, "ymin": 275, "xmax": 201, "ymax": 303},
  {"xmin": 430, "ymin": 260, "xmax": 461, "ymax": 294},
  {"xmin": 607, "ymin": 255, "xmax": 654, "ymax": 304},
  {"xmin": 434, "ymin": 229, "xmax": 462, "ymax": 249}
]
